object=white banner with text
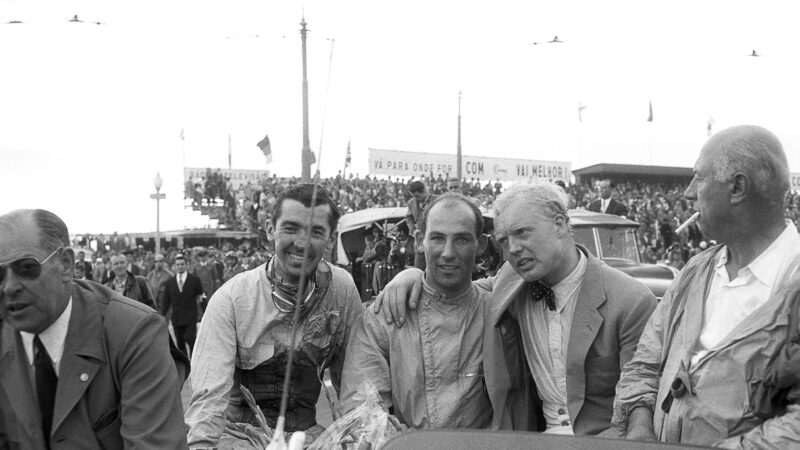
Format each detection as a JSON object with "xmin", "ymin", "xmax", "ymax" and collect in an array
[{"xmin": 368, "ymin": 148, "xmax": 571, "ymax": 183}]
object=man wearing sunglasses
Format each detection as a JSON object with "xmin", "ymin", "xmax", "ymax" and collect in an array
[{"xmin": 0, "ymin": 209, "xmax": 188, "ymax": 449}]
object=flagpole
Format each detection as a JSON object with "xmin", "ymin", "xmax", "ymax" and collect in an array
[
  {"xmin": 456, "ymin": 90, "xmax": 462, "ymax": 180},
  {"xmin": 577, "ymin": 102, "xmax": 583, "ymax": 169},
  {"xmin": 228, "ymin": 132, "xmax": 232, "ymax": 170},
  {"xmin": 649, "ymin": 123, "xmax": 653, "ymax": 165},
  {"xmin": 300, "ymin": 16, "xmax": 312, "ymax": 182},
  {"xmin": 181, "ymin": 127, "xmax": 186, "ymax": 169}
]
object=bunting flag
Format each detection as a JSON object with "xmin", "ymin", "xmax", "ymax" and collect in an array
[
  {"xmin": 257, "ymin": 133, "xmax": 272, "ymax": 163},
  {"xmin": 578, "ymin": 102, "xmax": 587, "ymax": 122},
  {"xmin": 647, "ymin": 100, "xmax": 653, "ymax": 122},
  {"xmin": 707, "ymin": 116, "xmax": 715, "ymax": 137},
  {"xmin": 345, "ymin": 140, "xmax": 351, "ymax": 168}
]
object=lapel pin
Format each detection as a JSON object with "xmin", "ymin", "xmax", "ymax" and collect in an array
[{"xmin": 80, "ymin": 373, "xmax": 89, "ymax": 382}]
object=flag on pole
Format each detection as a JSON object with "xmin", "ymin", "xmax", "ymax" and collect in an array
[
  {"xmin": 647, "ymin": 100, "xmax": 653, "ymax": 122},
  {"xmin": 578, "ymin": 102, "xmax": 587, "ymax": 122},
  {"xmin": 257, "ymin": 133, "xmax": 272, "ymax": 163},
  {"xmin": 307, "ymin": 149, "xmax": 316, "ymax": 165},
  {"xmin": 180, "ymin": 128, "xmax": 184, "ymax": 141},
  {"xmin": 345, "ymin": 140, "xmax": 351, "ymax": 168},
  {"xmin": 707, "ymin": 116, "xmax": 715, "ymax": 137},
  {"xmin": 228, "ymin": 133, "xmax": 232, "ymax": 169}
]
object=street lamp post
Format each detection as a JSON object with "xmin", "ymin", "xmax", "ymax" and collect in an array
[{"xmin": 151, "ymin": 173, "xmax": 166, "ymax": 254}]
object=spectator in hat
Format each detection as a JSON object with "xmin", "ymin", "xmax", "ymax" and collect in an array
[{"xmin": 222, "ymin": 251, "xmax": 244, "ymax": 283}]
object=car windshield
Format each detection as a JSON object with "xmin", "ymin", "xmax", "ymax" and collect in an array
[{"xmin": 596, "ymin": 227, "xmax": 640, "ymax": 262}]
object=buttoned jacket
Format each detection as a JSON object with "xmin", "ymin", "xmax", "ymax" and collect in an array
[
  {"xmin": 160, "ymin": 273, "xmax": 204, "ymax": 326},
  {"xmin": 0, "ymin": 280, "xmax": 187, "ymax": 449},
  {"xmin": 481, "ymin": 245, "xmax": 656, "ymax": 435}
]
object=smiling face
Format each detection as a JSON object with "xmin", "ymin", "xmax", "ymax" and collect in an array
[
  {"xmin": 110, "ymin": 255, "xmax": 127, "ymax": 278},
  {"xmin": 272, "ymin": 199, "xmax": 333, "ymax": 283},
  {"xmin": 494, "ymin": 197, "xmax": 572, "ymax": 286},
  {"xmin": 419, "ymin": 200, "xmax": 483, "ymax": 295},
  {"xmin": 0, "ymin": 211, "xmax": 72, "ymax": 334}
]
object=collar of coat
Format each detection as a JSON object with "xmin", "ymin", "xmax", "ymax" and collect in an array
[
  {"xmin": 0, "ymin": 280, "xmax": 114, "ymax": 439},
  {"xmin": 489, "ymin": 244, "xmax": 603, "ymax": 326}
]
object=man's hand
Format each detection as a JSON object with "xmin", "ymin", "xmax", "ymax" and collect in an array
[
  {"xmin": 371, "ymin": 268, "xmax": 424, "ymax": 327},
  {"xmin": 266, "ymin": 431, "xmax": 305, "ymax": 450},
  {"xmin": 625, "ymin": 406, "xmax": 656, "ymax": 441}
]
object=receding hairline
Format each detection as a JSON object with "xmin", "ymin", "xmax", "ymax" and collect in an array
[{"xmin": 426, "ymin": 198, "xmax": 479, "ymax": 235}]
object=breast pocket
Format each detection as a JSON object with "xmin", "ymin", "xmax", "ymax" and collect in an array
[
  {"xmin": 460, "ymin": 362, "xmax": 487, "ymax": 401},
  {"xmin": 303, "ymin": 311, "xmax": 341, "ymax": 363}
]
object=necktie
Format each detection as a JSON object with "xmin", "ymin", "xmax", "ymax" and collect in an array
[
  {"xmin": 529, "ymin": 281, "xmax": 556, "ymax": 311},
  {"xmin": 34, "ymin": 335, "xmax": 57, "ymax": 444},
  {"xmin": 178, "ymin": 274, "xmax": 184, "ymax": 292}
]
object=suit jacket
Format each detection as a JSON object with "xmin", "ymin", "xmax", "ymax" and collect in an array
[
  {"xmin": 481, "ymin": 245, "xmax": 656, "ymax": 436},
  {"xmin": 160, "ymin": 273, "xmax": 204, "ymax": 326},
  {"xmin": 192, "ymin": 263, "xmax": 221, "ymax": 298},
  {"xmin": 104, "ymin": 272, "xmax": 155, "ymax": 310},
  {"xmin": 0, "ymin": 280, "xmax": 187, "ymax": 449},
  {"xmin": 588, "ymin": 198, "xmax": 628, "ymax": 216}
]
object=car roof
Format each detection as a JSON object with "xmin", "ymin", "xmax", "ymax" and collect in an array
[
  {"xmin": 482, "ymin": 208, "xmax": 638, "ymax": 227},
  {"xmin": 337, "ymin": 207, "xmax": 409, "ymax": 234}
]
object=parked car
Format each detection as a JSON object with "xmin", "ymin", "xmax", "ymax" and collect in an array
[{"xmin": 334, "ymin": 207, "xmax": 677, "ymax": 301}]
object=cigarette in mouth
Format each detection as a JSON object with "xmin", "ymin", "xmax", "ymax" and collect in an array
[{"xmin": 676, "ymin": 211, "xmax": 700, "ymax": 234}]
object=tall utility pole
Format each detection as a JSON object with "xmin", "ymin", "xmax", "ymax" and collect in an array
[
  {"xmin": 456, "ymin": 90, "xmax": 462, "ymax": 180},
  {"xmin": 300, "ymin": 16, "xmax": 312, "ymax": 182}
]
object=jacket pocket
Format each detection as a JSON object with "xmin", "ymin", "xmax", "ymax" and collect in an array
[{"xmin": 92, "ymin": 407, "xmax": 119, "ymax": 432}]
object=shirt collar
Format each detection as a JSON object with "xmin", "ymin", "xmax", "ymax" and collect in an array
[
  {"xmin": 551, "ymin": 250, "xmax": 587, "ymax": 312},
  {"xmin": 20, "ymin": 297, "xmax": 73, "ymax": 375},
  {"xmin": 421, "ymin": 274, "xmax": 473, "ymax": 304},
  {"xmin": 716, "ymin": 220, "xmax": 800, "ymax": 286}
]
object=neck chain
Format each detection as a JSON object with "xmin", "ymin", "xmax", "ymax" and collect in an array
[{"xmin": 266, "ymin": 257, "xmax": 316, "ymax": 314}]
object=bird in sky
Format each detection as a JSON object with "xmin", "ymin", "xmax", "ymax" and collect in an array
[{"xmin": 532, "ymin": 35, "xmax": 564, "ymax": 45}]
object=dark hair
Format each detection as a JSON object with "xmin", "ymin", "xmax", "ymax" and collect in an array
[
  {"xmin": 33, "ymin": 209, "xmax": 69, "ymax": 251},
  {"xmin": 417, "ymin": 193, "xmax": 483, "ymax": 238},
  {"xmin": 409, "ymin": 181, "xmax": 426, "ymax": 194},
  {"xmin": 271, "ymin": 184, "xmax": 340, "ymax": 232}
]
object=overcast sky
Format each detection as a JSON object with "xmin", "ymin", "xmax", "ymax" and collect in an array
[{"xmin": 2, "ymin": 0, "xmax": 799, "ymax": 233}]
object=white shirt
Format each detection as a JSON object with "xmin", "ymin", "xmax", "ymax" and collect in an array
[
  {"xmin": 513, "ymin": 251, "xmax": 587, "ymax": 433},
  {"xmin": 691, "ymin": 221, "xmax": 800, "ymax": 366},
  {"xmin": 601, "ymin": 198, "xmax": 610, "ymax": 213},
  {"xmin": 20, "ymin": 297, "xmax": 73, "ymax": 377}
]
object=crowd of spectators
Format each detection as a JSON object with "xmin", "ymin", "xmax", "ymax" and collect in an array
[{"xmin": 72, "ymin": 171, "xmax": 800, "ymax": 276}]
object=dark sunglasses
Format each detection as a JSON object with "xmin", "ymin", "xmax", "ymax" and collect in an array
[{"xmin": 0, "ymin": 247, "xmax": 62, "ymax": 284}]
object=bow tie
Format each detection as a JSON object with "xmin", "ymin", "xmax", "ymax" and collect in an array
[{"xmin": 529, "ymin": 281, "xmax": 556, "ymax": 311}]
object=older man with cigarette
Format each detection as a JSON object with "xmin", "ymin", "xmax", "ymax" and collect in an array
[{"xmin": 613, "ymin": 125, "xmax": 800, "ymax": 447}]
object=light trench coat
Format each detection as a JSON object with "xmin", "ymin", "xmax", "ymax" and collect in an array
[{"xmin": 614, "ymin": 246, "xmax": 800, "ymax": 448}]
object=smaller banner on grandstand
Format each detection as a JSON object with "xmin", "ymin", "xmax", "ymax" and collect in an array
[
  {"xmin": 183, "ymin": 167, "xmax": 269, "ymax": 198},
  {"xmin": 791, "ymin": 173, "xmax": 800, "ymax": 192},
  {"xmin": 368, "ymin": 148, "xmax": 571, "ymax": 183}
]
